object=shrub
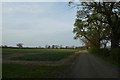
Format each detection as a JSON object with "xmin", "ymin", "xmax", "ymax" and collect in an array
[{"xmin": 88, "ymin": 48, "xmax": 109, "ymax": 57}]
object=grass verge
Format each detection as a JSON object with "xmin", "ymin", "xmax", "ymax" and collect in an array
[{"xmin": 88, "ymin": 48, "xmax": 120, "ymax": 67}]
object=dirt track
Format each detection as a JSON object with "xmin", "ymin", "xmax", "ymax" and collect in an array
[{"xmin": 60, "ymin": 50, "xmax": 120, "ymax": 78}]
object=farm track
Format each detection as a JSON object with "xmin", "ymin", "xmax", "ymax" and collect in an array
[{"xmin": 59, "ymin": 50, "xmax": 120, "ymax": 78}]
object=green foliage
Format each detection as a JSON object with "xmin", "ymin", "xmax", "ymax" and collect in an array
[
  {"xmin": 88, "ymin": 48, "xmax": 109, "ymax": 57},
  {"xmin": 73, "ymin": 8, "xmax": 110, "ymax": 48},
  {"xmin": 72, "ymin": 2, "xmax": 120, "ymax": 48}
]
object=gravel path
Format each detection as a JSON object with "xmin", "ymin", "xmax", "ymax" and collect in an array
[{"xmin": 60, "ymin": 50, "xmax": 120, "ymax": 78}]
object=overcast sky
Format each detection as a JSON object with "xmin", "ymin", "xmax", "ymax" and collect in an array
[{"xmin": 2, "ymin": 2, "xmax": 83, "ymax": 47}]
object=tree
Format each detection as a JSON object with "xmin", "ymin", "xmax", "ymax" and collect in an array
[
  {"xmin": 73, "ymin": 11, "xmax": 111, "ymax": 48},
  {"xmin": 45, "ymin": 45, "xmax": 50, "ymax": 49},
  {"xmin": 17, "ymin": 43, "xmax": 23, "ymax": 48},
  {"xmin": 71, "ymin": 1, "xmax": 120, "ymax": 48},
  {"xmin": 88, "ymin": 2, "xmax": 120, "ymax": 48}
]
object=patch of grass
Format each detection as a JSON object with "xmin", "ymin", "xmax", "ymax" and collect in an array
[{"xmin": 2, "ymin": 63, "xmax": 65, "ymax": 78}]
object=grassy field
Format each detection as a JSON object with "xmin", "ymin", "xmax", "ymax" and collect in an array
[
  {"xmin": 3, "ymin": 48, "xmax": 78, "ymax": 61},
  {"xmin": 2, "ymin": 64, "xmax": 65, "ymax": 78},
  {"xmin": 2, "ymin": 48, "xmax": 79, "ymax": 78}
]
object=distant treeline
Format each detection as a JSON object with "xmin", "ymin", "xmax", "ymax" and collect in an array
[{"xmin": 1, "ymin": 45, "xmax": 86, "ymax": 49}]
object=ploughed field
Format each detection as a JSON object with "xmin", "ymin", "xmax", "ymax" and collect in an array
[{"xmin": 2, "ymin": 48, "xmax": 79, "ymax": 78}]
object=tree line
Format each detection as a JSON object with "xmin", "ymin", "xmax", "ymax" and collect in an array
[{"xmin": 1, "ymin": 44, "xmax": 85, "ymax": 49}]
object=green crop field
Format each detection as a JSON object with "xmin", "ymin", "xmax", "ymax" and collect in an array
[
  {"xmin": 2, "ymin": 48, "xmax": 79, "ymax": 78},
  {"xmin": 3, "ymin": 48, "xmax": 78, "ymax": 61}
]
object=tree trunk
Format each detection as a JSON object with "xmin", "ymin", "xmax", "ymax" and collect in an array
[{"xmin": 111, "ymin": 32, "xmax": 120, "ymax": 48}]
